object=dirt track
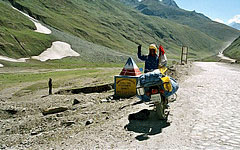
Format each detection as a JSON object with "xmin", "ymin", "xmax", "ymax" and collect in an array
[
  {"xmin": 58, "ymin": 62, "xmax": 240, "ymax": 150},
  {"xmin": 1, "ymin": 62, "xmax": 240, "ymax": 149}
]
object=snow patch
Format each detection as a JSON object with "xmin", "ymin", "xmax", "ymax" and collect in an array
[
  {"xmin": 0, "ymin": 41, "xmax": 79, "ymax": 63},
  {"xmin": 32, "ymin": 41, "xmax": 80, "ymax": 62},
  {"xmin": 0, "ymin": 63, "xmax": 3, "ymax": 68},
  {"xmin": 32, "ymin": 20, "xmax": 52, "ymax": 34},
  {"xmin": 12, "ymin": 6, "xmax": 51, "ymax": 34},
  {"xmin": 214, "ymin": 18, "xmax": 224, "ymax": 24},
  {"xmin": 2, "ymin": 7, "xmax": 79, "ymax": 64},
  {"xmin": 0, "ymin": 55, "xmax": 28, "ymax": 62},
  {"xmin": 228, "ymin": 15, "xmax": 240, "ymax": 25},
  {"xmin": 217, "ymin": 52, "xmax": 236, "ymax": 63}
]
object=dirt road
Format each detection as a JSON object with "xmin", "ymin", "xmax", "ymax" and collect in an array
[
  {"xmin": 57, "ymin": 62, "xmax": 240, "ymax": 150},
  {"xmin": 1, "ymin": 62, "xmax": 240, "ymax": 149},
  {"xmin": 181, "ymin": 62, "xmax": 240, "ymax": 149}
]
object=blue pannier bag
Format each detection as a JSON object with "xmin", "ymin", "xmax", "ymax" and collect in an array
[{"xmin": 137, "ymin": 69, "xmax": 179, "ymax": 102}]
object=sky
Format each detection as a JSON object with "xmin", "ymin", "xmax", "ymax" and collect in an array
[{"xmin": 174, "ymin": 0, "xmax": 240, "ymax": 24}]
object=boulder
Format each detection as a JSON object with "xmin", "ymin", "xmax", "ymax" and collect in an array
[
  {"xmin": 5, "ymin": 109, "xmax": 18, "ymax": 115},
  {"xmin": 85, "ymin": 119, "xmax": 93, "ymax": 126},
  {"xmin": 42, "ymin": 107, "xmax": 68, "ymax": 116},
  {"xmin": 73, "ymin": 99, "xmax": 80, "ymax": 105},
  {"xmin": 61, "ymin": 121, "xmax": 75, "ymax": 127}
]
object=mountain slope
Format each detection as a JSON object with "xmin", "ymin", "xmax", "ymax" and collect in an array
[
  {"xmin": 224, "ymin": 36, "xmax": 240, "ymax": 60},
  {"xmin": 230, "ymin": 22, "xmax": 240, "ymax": 30},
  {"xmin": 0, "ymin": 1, "xmax": 54, "ymax": 58},
  {"xmin": 133, "ymin": 0, "xmax": 239, "ymax": 42},
  {"xmin": 1, "ymin": 0, "xmax": 239, "ymax": 63},
  {"xmin": 161, "ymin": 0, "xmax": 179, "ymax": 8}
]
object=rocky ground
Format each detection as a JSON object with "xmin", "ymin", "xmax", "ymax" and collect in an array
[{"xmin": 1, "ymin": 62, "xmax": 240, "ymax": 150}]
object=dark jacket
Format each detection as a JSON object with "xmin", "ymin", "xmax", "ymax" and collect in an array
[{"xmin": 138, "ymin": 49, "xmax": 159, "ymax": 73}]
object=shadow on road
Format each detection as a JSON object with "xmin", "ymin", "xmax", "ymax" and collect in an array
[{"xmin": 124, "ymin": 109, "xmax": 170, "ymax": 141}]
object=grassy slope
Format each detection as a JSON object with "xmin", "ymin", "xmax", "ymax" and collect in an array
[
  {"xmin": 7, "ymin": 0, "xmax": 225, "ymax": 60},
  {"xmin": 1, "ymin": 0, "xmax": 239, "ymax": 69},
  {"xmin": 224, "ymin": 36, "xmax": 240, "ymax": 60},
  {"xmin": 0, "ymin": 1, "xmax": 54, "ymax": 58},
  {"xmin": 136, "ymin": 0, "xmax": 240, "ymax": 44},
  {"xmin": 0, "ymin": 67, "xmax": 120, "ymax": 92}
]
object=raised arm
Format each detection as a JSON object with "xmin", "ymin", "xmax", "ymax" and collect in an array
[{"xmin": 137, "ymin": 45, "xmax": 147, "ymax": 61}]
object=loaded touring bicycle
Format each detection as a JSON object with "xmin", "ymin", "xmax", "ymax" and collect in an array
[{"xmin": 136, "ymin": 65, "xmax": 179, "ymax": 120}]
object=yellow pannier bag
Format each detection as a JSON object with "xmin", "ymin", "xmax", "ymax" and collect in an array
[
  {"xmin": 159, "ymin": 66, "xmax": 168, "ymax": 75},
  {"xmin": 161, "ymin": 76, "xmax": 173, "ymax": 92}
]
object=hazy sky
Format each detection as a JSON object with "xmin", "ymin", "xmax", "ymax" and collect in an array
[{"xmin": 174, "ymin": 0, "xmax": 240, "ymax": 24}]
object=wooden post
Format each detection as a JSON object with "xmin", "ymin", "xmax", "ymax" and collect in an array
[
  {"xmin": 181, "ymin": 46, "xmax": 188, "ymax": 65},
  {"xmin": 48, "ymin": 78, "xmax": 52, "ymax": 95},
  {"xmin": 186, "ymin": 47, "xmax": 189, "ymax": 64},
  {"xmin": 181, "ymin": 47, "xmax": 184, "ymax": 64}
]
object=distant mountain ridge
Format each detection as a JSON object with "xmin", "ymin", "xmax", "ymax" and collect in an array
[
  {"xmin": 230, "ymin": 22, "xmax": 240, "ymax": 30},
  {"xmin": 123, "ymin": 0, "xmax": 239, "ymax": 42},
  {"xmin": 162, "ymin": 0, "xmax": 179, "ymax": 8},
  {"xmin": 121, "ymin": 0, "xmax": 179, "ymax": 8}
]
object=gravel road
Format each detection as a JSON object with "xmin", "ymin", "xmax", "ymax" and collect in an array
[
  {"xmin": 48, "ymin": 62, "xmax": 239, "ymax": 150},
  {"xmin": 183, "ymin": 62, "xmax": 240, "ymax": 150},
  {"xmin": 1, "ymin": 62, "xmax": 240, "ymax": 150}
]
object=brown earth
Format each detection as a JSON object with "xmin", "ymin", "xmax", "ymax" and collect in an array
[{"xmin": 0, "ymin": 63, "xmax": 196, "ymax": 150}]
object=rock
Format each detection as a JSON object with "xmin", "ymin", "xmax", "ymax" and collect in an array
[
  {"xmin": 56, "ymin": 113, "xmax": 63, "ymax": 117},
  {"xmin": 85, "ymin": 119, "xmax": 93, "ymax": 126},
  {"xmin": 42, "ymin": 107, "xmax": 68, "ymax": 116},
  {"xmin": 62, "ymin": 121, "xmax": 75, "ymax": 127},
  {"xmin": 31, "ymin": 131, "xmax": 38, "ymax": 136},
  {"xmin": 72, "ymin": 107, "xmax": 77, "ymax": 111},
  {"xmin": 119, "ymin": 104, "xmax": 130, "ymax": 110},
  {"xmin": 73, "ymin": 99, "xmax": 80, "ymax": 105},
  {"xmin": 5, "ymin": 109, "xmax": 18, "ymax": 115},
  {"xmin": 30, "ymin": 129, "xmax": 43, "ymax": 136},
  {"xmin": 106, "ymin": 95, "xmax": 114, "ymax": 100},
  {"xmin": 101, "ymin": 111, "xmax": 108, "ymax": 114},
  {"xmin": 81, "ymin": 106, "xmax": 87, "ymax": 109},
  {"xmin": 100, "ymin": 99, "xmax": 109, "ymax": 103}
]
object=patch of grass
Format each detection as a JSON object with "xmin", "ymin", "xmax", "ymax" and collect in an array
[
  {"xmin": 0, "ymin": 67, "xmax": 121, "ymax": 91},
  {"xmin": 0, "ymin": 1, "xmax": 55, "ymax": 58},
  {"xmin": 0, "ymin": 69, "xmax": 97, "ymax": 90},
  {"xmin": 200, "ymin": 55, "xmax": 221, "ymax": 62},
  {"xmin": 0, "ymin": 57, "xmax": 127, "ymax": 69},
  {"xmin": 224, "ymin": 36, "xmax": 240, "ymax": 60}
]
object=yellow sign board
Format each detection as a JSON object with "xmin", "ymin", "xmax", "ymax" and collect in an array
[{"xmin": 115, "ymin": 77, "xmax": 137, "ymax": 97}]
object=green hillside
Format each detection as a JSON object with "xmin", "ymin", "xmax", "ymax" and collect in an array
[
  {"xmin": 0, "ymin": 0, "xmax": 239, "ymax": 66},
  {"xmin": 224, "ymin": 36, "xmax": 240, "ymax": 60},
  {"xmin": 0, "ymin": 1, "xmax": 54, "ymax": 58},
  {"xmin": 134, "ymin": 0, "xmax": 240, "ymax": 42}
]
